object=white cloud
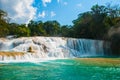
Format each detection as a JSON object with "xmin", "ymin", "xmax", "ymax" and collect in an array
[
  {"xmin": 42, "ymin": 0, "xmax": 51, "ymax": 7},
  {"xmin": 57, "ymin": 0, "xmax": 60, "ymax": 3},
  {"xmin": 38, "ymin": 11, "xmax": 46, "ymax": 18},
  {"xmin": 63, "ymin": 2, "xmax": 68, "ymax": 5},
  {"xmin": 57, "ymin": 0, "xmax": 68, "ymax": 6},
  {"xmin": 50, "ymin": 11, "xmax": 56, "ymax": 17},
  {"xmin": 77, "ymin": 3, "xmax": 82, "ymax": 7},
  {"xmin": 0, "ymin": 0, "xmax": 36, "ymax": 24}
]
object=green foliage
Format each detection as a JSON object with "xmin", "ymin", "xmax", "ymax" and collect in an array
[
  {"xmin": 8, "ymin": 23, "xmax": 30, "ymax": 37},
  {"xmin": 0, "ymin": 26, "xmax": 9, "ymax": 37},
  {"xmin": 28, "ymin": 20, "xmax": 61, "ymax": 36},
  {"xmin": 110, "ymin": 33, "xmax": 120, "ymax": 56},
  {"xmin": 0, "ymin": 4, "xmax": 120, "ymax": 56},
  {"xmin": 0, "ymin": 4, "xmax": 120, "ymax": 39},
  {"xmin": 0, "ymin": 9, "xmax": 7, "ymax": 21},
  {"xmin": 60, "ymin": 25, "xmax": 74, "ymax": 37},
  {"xmin": 43, "ymin": 21, "xmax": 60, "ymax": 36},
  {"xmin": 72, "ymin": 12, "xmax": 93, "ymax": 38},
  {"xmin": 8, "ymin": 23, "xmax": 19, "ymax": 35},
  {"xmin": 72, "ymin": 4, "xmax": 120, "ymax": 40},
  {"xmin": 17, "ymin": 24, "xmax": 30, "ymax": 37},
  {"xmin": 28, "ymin": 20, "xmax": 46, "ymax": 36},
  {"xmin": 0, "ymin": 9, "xmax": 9, "ymax": 37}
]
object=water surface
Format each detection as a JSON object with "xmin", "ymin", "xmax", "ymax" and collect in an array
[{"xmin": 0, "ymin": 58, "xmax": 120, "ymax": 80}]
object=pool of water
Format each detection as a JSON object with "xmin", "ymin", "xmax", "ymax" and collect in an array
[{"xmin": 0, "ymin": 58, "xmax": 120, "ymax": 80}]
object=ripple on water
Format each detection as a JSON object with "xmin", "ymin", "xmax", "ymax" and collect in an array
[{"xmin": 0, "ymin": 58, "xmax": 120, "ymax": 80}]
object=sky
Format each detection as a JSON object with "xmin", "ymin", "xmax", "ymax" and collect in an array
[{"xmin": 0, "ymin": 0, "xmax": 120, "ymax": 25}]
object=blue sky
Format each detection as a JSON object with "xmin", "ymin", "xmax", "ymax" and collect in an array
[
  {"xmin": 0, "ymin": 0, "xmax": 120, "ymax": 25},
  {"xmin": 33, "ymin": 0, "xmax": 120, "ymax": 25}
]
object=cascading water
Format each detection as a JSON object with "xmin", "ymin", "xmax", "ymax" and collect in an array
[
  {"xmin": 67, "ymin": 38, "xmax": 104, "ymax": 57},
  {"xmin": 0, "ymin": 37, "xmax": 108, "ymax": 61}
]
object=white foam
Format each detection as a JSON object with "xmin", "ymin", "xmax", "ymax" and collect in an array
[{"xmin": 0, "ymin": 37, "xmax": 106, "ymax": 62}]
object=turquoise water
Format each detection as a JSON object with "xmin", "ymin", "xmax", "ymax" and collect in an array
[{"xmin": 0, "ymin": 59, "xmax": 120, "ymax": 80}]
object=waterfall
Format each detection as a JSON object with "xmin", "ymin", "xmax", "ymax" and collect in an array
[
  {"xmin": 67, "ymin": 38, "xmax": 104, "ymax": 57},
  {"xmin": 0, "ymin": 37, "xmax": 109, "ymax": 62}
]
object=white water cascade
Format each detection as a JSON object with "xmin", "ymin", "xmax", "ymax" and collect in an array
[{"xmin": 0, "ymin": 37, "xmax": 106, "ymax": 62}]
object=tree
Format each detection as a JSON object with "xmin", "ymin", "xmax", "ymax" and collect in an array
[
  {"xmin": 0, "ymin": 9, "xmax": 9, "ymax": 37},
  {"xmin": 72, "ymin": 4, "xmax": 115, "ymax": 40},
  {"xmin": 72, "ymin": 12, "xmax": 93, "ymax": 38},
  {"xmin": 17, "ymin": 24, "xmax": 30, "ymax": 37},
  {"xmin": 43, "ymin": 21, "xmax": 60, "ymax": 36},
  {"xmin": 61, "ymin": 25, "xmax": 73, "ymax": 37},
  {"xmin": 28, "ymin": 20, "xmax": 46, "ymax": 36},
  {"xmin": 0, "ymin": 9, "xmax": 7, "ymax": 21},
  {"xmin": 110, "ymin": 33, "xmax": 120, "ymax": 56},
  {"xmin": 8, "ymin": 23, "xmax": 19, "ymax": 35}
]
